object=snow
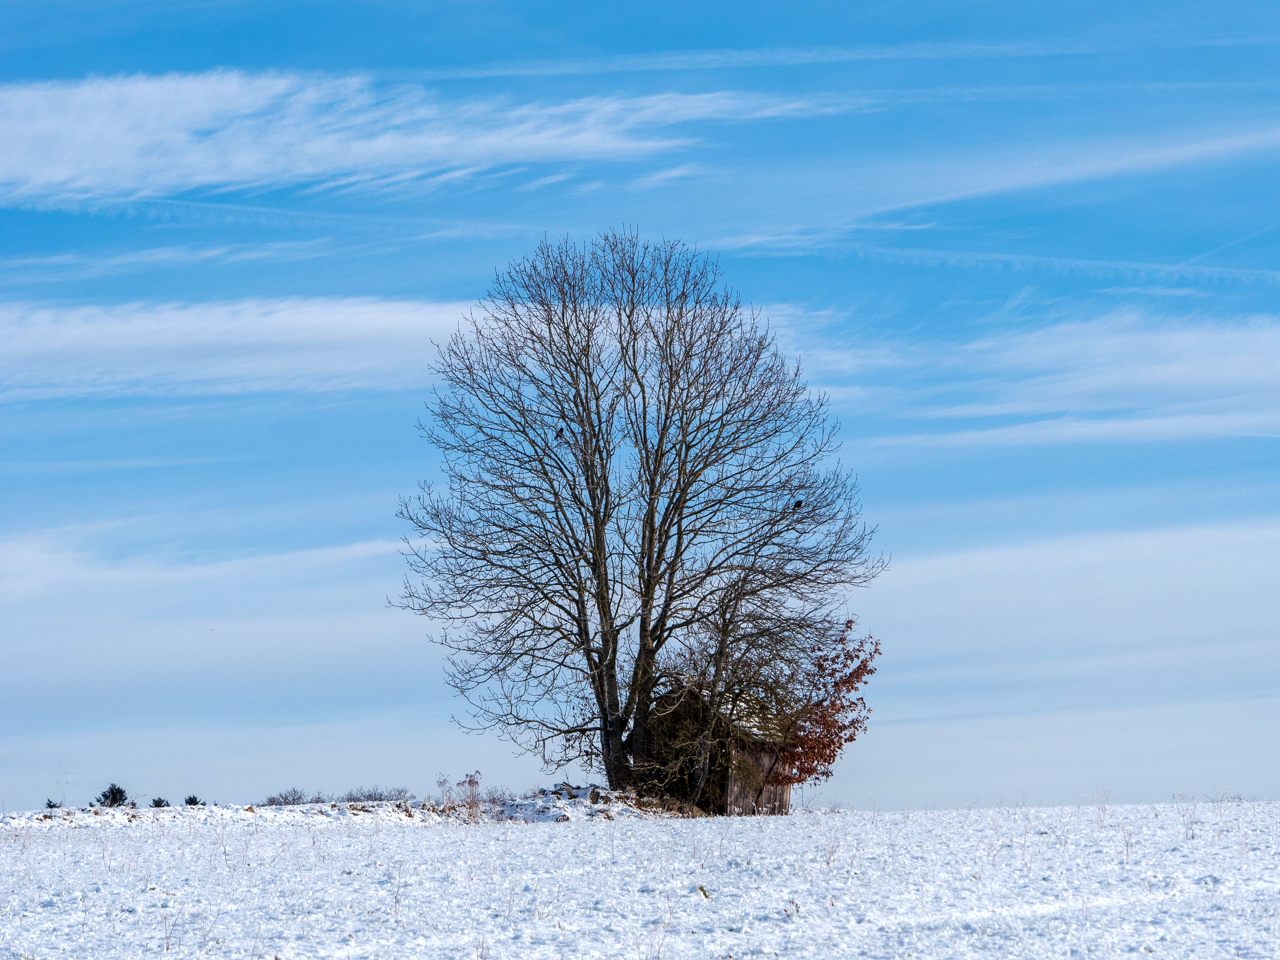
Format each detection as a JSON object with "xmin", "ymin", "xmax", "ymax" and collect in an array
[{"xmin": 2, "ymin": 790, "xmax": 1277, "ymax": 958}]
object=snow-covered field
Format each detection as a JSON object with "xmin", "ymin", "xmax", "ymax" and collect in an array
[{"xmin": 2, "ymin": 790, "xmax": 1277, "ymax": 958}]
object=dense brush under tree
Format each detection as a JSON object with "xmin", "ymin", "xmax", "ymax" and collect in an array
[{"xmin": 401, "ymin": 230, "xmax": 883, "ymax": 802}]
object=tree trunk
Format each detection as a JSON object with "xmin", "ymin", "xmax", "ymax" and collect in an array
[
  {"xmin": 628, "ymin": 641, "xmax": 657, "ymax": 789},
  {"xmin": 689, "ymin": 630, "xmax": 731, "ymax": 806},
  {"xmin": 601, "ymin": 716, "xmax": 631, "ymax": 790}
]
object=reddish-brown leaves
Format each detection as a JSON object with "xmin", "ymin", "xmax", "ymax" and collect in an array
[{"xmin": 771, "ymin": 619, "xmax": 881, "ymax": 786}]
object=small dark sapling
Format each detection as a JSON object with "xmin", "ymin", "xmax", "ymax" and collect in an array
[{"xmin": 94, "ymin": 783, "xmax": 130, "ymax": 808}]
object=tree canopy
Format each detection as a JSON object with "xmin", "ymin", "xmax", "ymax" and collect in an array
[{"xmin": 400, "ymin": 229, "xmax": 883, "ymax": 798}]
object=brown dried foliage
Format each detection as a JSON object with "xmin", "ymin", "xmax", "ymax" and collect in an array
[{"xmin": 770, "ymin": 619, "xmax": 881, "ymax": 786}]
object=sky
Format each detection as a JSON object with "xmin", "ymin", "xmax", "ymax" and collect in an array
[{"xmin": 2, "ymin": 0, "xmax": 1278, "ymax": 813}]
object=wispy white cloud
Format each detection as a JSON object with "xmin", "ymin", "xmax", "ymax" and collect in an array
[
  {"xmin": 897, "ymin": 121, "xmax": 1280, "ymax": 207},
  {"xmin": 786, "ymin": 309, "xmax": 1280, "ymax": 445},
  {"xmin": 0, "ymin": 72, "xmax": 839, "ymax": 206},
  {"xmin": 6, "ymin": 69, "xmax": 1278, "ymax": 216},
  {"xmin": 515, "ymin": 172, "xmax": 575, "ymax": 192},
  {"xmin": 11, "ymin": 293, "xmax": 1278, "ymax": 446},
  {"xmin": 394, "ymin": 39, "xmax": 1279, "ymax": 80},
  {"xmin": 844, "ymin": 515, "xmax": 1280, "ymax": 802},
  {"xmin": 858, "ymin": 517, "xmax": 1280, "ymax": 710},
  {"xmin": 848, "ymin": 244, "xmax": 1280, "ymax": 286},
  {"xmin": 711, "ymin": 125, "xmax": 1280, "ymax": 238},
  {"xmin": 831, "ymin": 516, "xmax": 1280, "ymax": 802},
  {"xmin": 5, "ymin": 514, "xmax": 1277, "ymax": 808},
  {"xmin": 0, "ymin": 297, "xmax": 467, "ymax": 399},
  {"xmin": 628, "ymin": 163, "xmax": 703, "ymax": 189},
  {"xmin": 0, "ymin": 528, "xmax": 519, "ymax": 806},
  {"xmin": 0, "ymin": 526, "xmax": 422, "ymax": 721},
  {"xmin": 0, "ymin": 240, "xmax": 332, "ymax": 283},
  {"xmin": 1096, "ymin": 286, "xmax": 1211, "ymax": 297},
  {"xmin": 882, "ymin": 411, "xmax": 1280, "ymax": 446},
  {"xmin": 935, "ymin": 315, "xmax": 1280, "ymax": 413},
  {"xmin": 0, "ymin": 528, "xmax": 398, "ymax": 606},
  {"xmin": 727, "ymin": 235, "xmax": 1280, "ymax": 284}
]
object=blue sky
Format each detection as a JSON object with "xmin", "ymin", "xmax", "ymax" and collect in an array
[{"xmin": 2, "ymin": 1, "xmax": 1278, "ymax": 811}]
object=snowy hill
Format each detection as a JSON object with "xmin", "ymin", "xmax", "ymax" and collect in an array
[{"xmin": 2, "ymin": 793, "xmax": 1276, "ymax": 958}]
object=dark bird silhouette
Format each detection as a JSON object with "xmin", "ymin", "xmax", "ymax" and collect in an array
[
  {"xmin": 556, "ymin": 427, "xmax": 564, "ymax": 439},
  {"xmin": 794, "ymin": 499, "xmax": 804, "ymax": 511}
]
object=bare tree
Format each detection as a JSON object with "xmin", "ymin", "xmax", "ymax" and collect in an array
[{"xmin": 400, "ymin": 229, "xmax": 883, "ymax": 793}]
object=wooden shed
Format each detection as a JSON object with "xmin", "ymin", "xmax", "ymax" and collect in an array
[
  {"xmin": 647, "ymin": 688, "xmax": 793, "ymax": 816},
  {"xmin": 724, "ymin": 738, "xmax": 793, "ymax": 816}
]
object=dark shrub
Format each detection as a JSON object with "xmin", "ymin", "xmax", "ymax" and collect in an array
[
  {"xmin": 150, "ymin": 797, "xmax": 170, "ymax": 808},
  {"xmin": 184, "ymin": 795, "xmax": 205, "ymax": 806},
  {"xmin": 94, "ymin": 783, "xmax": 129, "ymax": 808},
  {"xmin": 339, "ymin": 785, "xmax": 417, "ymax": 803},
  {"xmin": 262, "ymin": 787, "xmax": 328, "ymax": 806},
  {"xmin": 45, "ymin": 799, "xmax": 62, "ymax": 809}
]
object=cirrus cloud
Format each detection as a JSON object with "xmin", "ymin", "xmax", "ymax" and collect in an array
[
  {"xmin": 0, "ymin": 297, "xmax": 467, "ymax": 398},
  {"xmin": 784, "ymin": 308, "xmax": 1280, "ymax": 445},
  {"xmin": 0, "ymin": 71, "xmax": 842, "ymax": 206}
]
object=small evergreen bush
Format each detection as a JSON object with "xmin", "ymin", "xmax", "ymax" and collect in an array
[
  {"xmin": 184, "ymin": 795, "xmax": 205, "ymax": 806},
  {"xmin": 45, "ymin": 799, "xmax": 62, "ymax": 809},
  {"xmin": 150, "ymin": 797, "xmax": 170, "ymax": 808},
  {"xmin": 94, "ymin": 783, "xmax": 129, "ymax": 808}
]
